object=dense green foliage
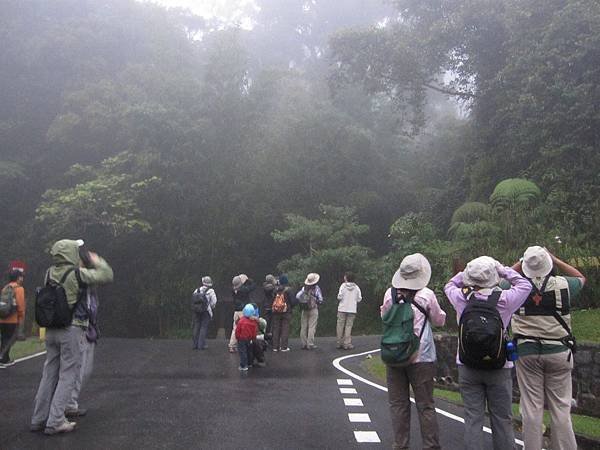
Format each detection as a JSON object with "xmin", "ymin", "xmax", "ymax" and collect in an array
[{"xmin": 1, "ymin": 0, "xmax": 597, "ymax": 337}]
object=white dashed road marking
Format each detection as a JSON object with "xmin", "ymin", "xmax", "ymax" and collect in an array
[
  {"xmin": 348, "ymin": 413, "xmax": 371, "ymax": 423},
  {"xmin": 339, "ymin": 387, "xmax": 357, "ymax": 394},
  {"xmin": 354, "ymin": 431, "xmax": 381, "ymax": 443},
  {"xmin": 337, "ymin": 378, "xmax": 353, "ymax": 386},
  {"xmin": 332, "ymin": 348, "xmax": 530, "ymax": 449},
  {"xmin": 343, "ymin": 398, "xmax": 364, "ymax": 407}
]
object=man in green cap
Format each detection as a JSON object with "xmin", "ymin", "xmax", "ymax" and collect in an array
[{"xmin": 30, "ymin": 239, "xmax": 113, "ymax": 435}]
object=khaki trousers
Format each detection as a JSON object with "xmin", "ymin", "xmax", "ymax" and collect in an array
[
  {"xmin": 516, "ymin": 352, "xmax": 577, "ymax": 450},
  {"xmin": 300, "ymin": 308, "xmax": 318, "ymax": 347},
  {"xmin": 228, "ymin": 311, "xmax": 244, "ymax": 349},
  {"xmin": 336, "ymin": 312, "xmax": 356, "ymax": 347},
  {"xmin": 387, "ymin": 362, "xmax": 440, "ymax": 450}
]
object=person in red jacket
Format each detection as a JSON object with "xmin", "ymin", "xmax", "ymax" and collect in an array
[
  {"xmin": 235, "ymin": 304, "xmax": 258, "ymax": 371},
  {"xmin": 0, "ymin": 269, "xmax": 26, "ymax": 367}
]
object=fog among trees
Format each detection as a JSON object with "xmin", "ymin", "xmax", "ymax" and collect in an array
[{"xmin": 1, "ymin": 0, "xmax": 598, "ymax": 337}]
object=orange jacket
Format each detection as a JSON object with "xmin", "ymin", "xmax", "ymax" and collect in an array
[{"xmin": 0, "ymin": 282, "xmax": 25, "ymax": 324}]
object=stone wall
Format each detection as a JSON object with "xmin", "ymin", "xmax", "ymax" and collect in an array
[{"xmin": 432, "ymin": 333, "xmax": 600, "ymax": 417}]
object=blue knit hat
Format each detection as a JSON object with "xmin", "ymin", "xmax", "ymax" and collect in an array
[{"xmin": 278, "ymin": 274, "xmax": 289, "ymax": 285}]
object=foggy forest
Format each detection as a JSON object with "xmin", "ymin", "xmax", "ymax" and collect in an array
[{"xmin": 1, "ymin": 0, "xmax": 599, "ymax": 338}]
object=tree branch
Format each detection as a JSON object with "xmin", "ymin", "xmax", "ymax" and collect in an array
[{"xmin": 423, "ymin": 82, "xmax": 476, "ymax": 99}]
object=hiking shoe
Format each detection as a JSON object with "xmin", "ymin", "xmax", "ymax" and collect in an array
[
  {"xmin": 308, "ymin": 345, "xmax": 318, "ymax": 350},
  {"xmin": 30, "ymin": 422, "xmax": 45, "ymax": 432},
  {"xmin": 65, "ymin": 408, "xmax": 87, "ymax": 418},
  {"xmin": 238, "ymin": 366, "xmax": 248, "ymax": 371},
  {"xmin": 280, "ymin": 347, "xmax": 290, "ymax": 352},
  {"xmin": 228, "ymin": 347, "xmax": 237, "ymax": 353},
  {"xmin": 272, "ymin": 348, "xmax": 279, "ymax": 352},
  {"xmin": 44, "ymin": 421, "xmax": 76, "ymax": 435},
  {"xmin": 336, "ymin": 344, "xmax": 343, "ymax": 349},
  {"xmin": 301, "ymin": 345, "xmax": 308, "ymax": 350},
  {"xmin": 343, "ymin": 345, "xmax": 354, "ymax": 350},
  {"xmin": 256, "ymin": 361, "xmax": 266, "ymax": 368}
]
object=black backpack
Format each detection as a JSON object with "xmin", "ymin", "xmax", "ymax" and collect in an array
[
  {"xmin": 191, "ymin": 287, "xmax": 210, "ymax": 313},
  {"xmin": 35, "ymin": 267, "xmax": 83, "ymax": 328},
  {"xmin": 458, "ymin": 289, "xmax": 507, "ymax": 370}
]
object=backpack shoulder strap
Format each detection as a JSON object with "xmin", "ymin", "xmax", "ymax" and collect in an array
[
  {"xmin": 411, "ymin": 298, "xmax": 430, "ymax": 339},
  {"xmin": 527, "ymin": 274, "xmax": 551, "ymax": 296},
  {"xmin": 59, "ymin": 267, "xmax": 77, "ymax": 285},
  {"xmin": 486, "ymin": 290, "xmax": 502, "ymax": 308},
  {"xmin": 391, "ymin": 287, "xmax": 399, "ymax": 304}
]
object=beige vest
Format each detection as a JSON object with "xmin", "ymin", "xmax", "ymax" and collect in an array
[{"xmin": 512, "ymin": 276, "xmax": 571, "ymax": 344}]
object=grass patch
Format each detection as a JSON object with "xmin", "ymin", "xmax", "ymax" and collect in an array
[
  {"xmin": 9, "ymin": 337, "xmax": 46, "ymax": 360},
  {"xmin": 362, "ymin": 354, "xmax": 600, "ymax": 440},
  {"xmin": 571, "ymin": 309, "xmax": 600, "ymax": 342}
]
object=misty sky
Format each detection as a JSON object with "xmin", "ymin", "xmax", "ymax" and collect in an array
[{"xmin": 141, "ymin": 0, "xmax": 258, "ymax": 26}]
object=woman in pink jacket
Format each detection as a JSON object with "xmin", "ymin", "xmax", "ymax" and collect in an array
[{"xmin": 380, "ymin": 253, "xmax": 446, "ymax": 450}]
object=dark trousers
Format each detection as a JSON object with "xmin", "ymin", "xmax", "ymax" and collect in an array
[
  {"xmin": 252, "ymin": 339, "xmax": 266, "ymax": 363},
  {"xmin": 192, "ymin": 312, "xmax": 211, "ymax": 349},
  {"xmin": 238, "ymin": 340, "xmax": 253, "ymax": 368},
  {"xmin": 0, "ymin": 323, "xmax": 17, "ymax": 362},
  {"xmin": 271, "ymin": 312, "xmax": 291, "ymax": 350},
  {"xmin": 387, "ymin": 362, "xmax": 440, "ymax": 450}
]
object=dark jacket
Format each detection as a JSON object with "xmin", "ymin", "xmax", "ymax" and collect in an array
[
  {"xmin": 262, "ymin": 281, "xmax": 276, "ymax": 311},
  {"xmin": 233, "ymin": 280, "xmax": 256, "ymax": 311}
]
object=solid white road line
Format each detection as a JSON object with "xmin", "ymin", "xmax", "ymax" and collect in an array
[
  {"xmin": 339, "ymin": 387, "xmax": 358, "ymax": 394},
  {"xmin": 14, "ymin": 351, "xmax": 47, "ymax": 364},
  {"xmin": 354, "ymin": 431, "xmax": 381, "ymax": 443},
  {"xmin": 344, "ymin": 398, "xmax": 364, "ymax": 407},
  {"xmin": 337, "ymin": 378, "xmax": 353, "ymax": 386},
  {"xmin": 348, "ymin": 413, "xmax": 371, "ymax": 423},
  {"xmin": 332, "ymin": 348, "xmax": 529, "ymax": 449}
]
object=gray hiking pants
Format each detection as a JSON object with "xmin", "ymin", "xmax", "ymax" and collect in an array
[
  {"xmin": 458, "ymin": 365, "xmax": 515, "ymax": 450},
  {"xmin": 68, "ymin": 338, "xmax": 96, "ymax": 411},
  {"xmin": 192, "ymin": 311, "xmax": 211, "ymax": 349},
  {"xmin": 31, "ymin": 326, "xmax": 85, "ymax": 428}
]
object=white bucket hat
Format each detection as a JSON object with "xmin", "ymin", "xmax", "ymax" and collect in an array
[
  {"xmin": 232, "ymin": 275, "xmax": 243, "ymax": 290},
  {"xmin": 202, "ymin": 276, "xmax": 213, "ymax": 287},
  {"xmin": 522, "ymin": 246, "xmax": 553, "ymax": 278},
  {"xmin": 239, "ymin": 274, "xmax": 249, "ymax": 284},
  {"xmin": 392, "ymin": 253, "xmax": 431, "ymax": 290},
  {"xmin": 462, "ymin": 256, "xmax": 500, "ymax": 288},
  {"xmin": 304, "ymin": 273, "xmax": 320, "ymax": 286}
]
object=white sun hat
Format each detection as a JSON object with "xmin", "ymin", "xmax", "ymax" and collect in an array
[
  {"xmin": 463, "ymin": 256, "xmax": 500, "ymax": 288},
  {"xmin": 522, "ymin": 246, "xmax": 553, "ymax": 278},
  {"xmin": 392, "ymin": 253, "xmax": 432, "ymax": 290},
  {"xmin": 304, "ymin": 273, "xmax": 320, "ymax": 286}
]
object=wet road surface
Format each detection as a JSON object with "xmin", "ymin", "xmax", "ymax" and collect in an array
[{"xmin": 1, "ymin": 335, "xmax": 511, "ymax": 449}]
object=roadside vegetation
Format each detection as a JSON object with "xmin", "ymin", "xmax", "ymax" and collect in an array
[{"xmin": 9, "ymin": 338, "xmax": 46, "ymax": 361}]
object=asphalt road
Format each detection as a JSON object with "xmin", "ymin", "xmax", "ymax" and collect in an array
[{"xmin": 1, "ymin": 335, "xmax": 508, "ymax": 449}]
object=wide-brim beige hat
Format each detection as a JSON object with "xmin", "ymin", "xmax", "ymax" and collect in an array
[
  {"xmin": 392, "ymin": 253, "xmax": 432, "ymax": 290},
  {"xmin": 522, "ymin": 246, "xmax": 553, "ymax": 278},
  {"xmin": 304, "ymin": 273, "xmax": 320, "ymax": 285},
  {"xmin": 463, "ymin": 256, "xmax": 500, "ymax": 288},
  {"xmin": 232, "ymin": 275, "xmax": 243, "ymax": 290}
]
